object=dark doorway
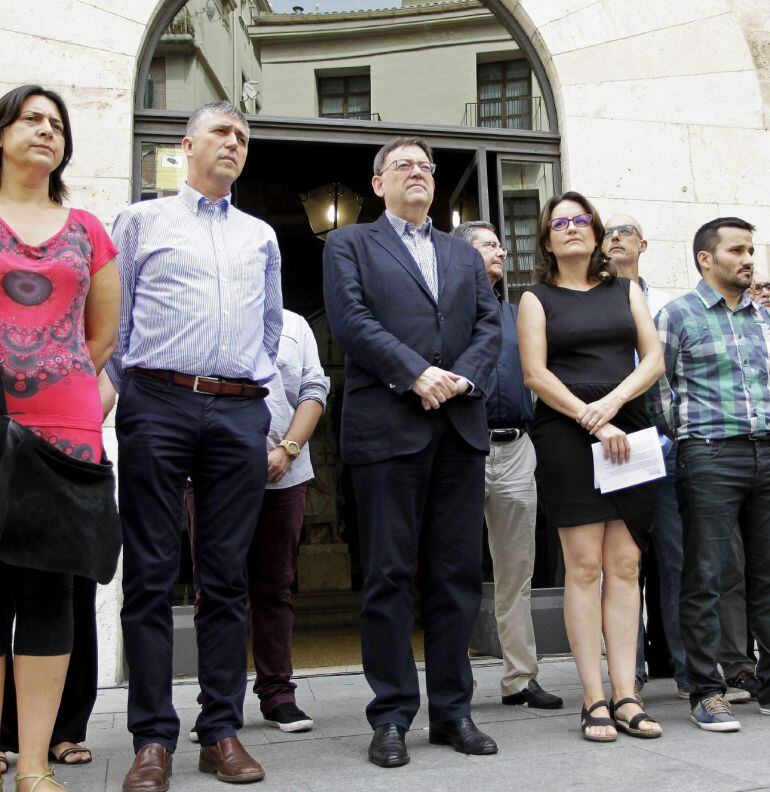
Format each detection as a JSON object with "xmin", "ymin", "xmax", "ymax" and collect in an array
[
  {"xmin": 236, "ymin": 138, "xmax": 479, "ymax": 314},
  {"xmin": 233, "ymin": 138, "xmax": 481, "ymax": 605}
]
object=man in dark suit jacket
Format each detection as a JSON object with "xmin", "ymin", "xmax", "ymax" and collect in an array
[{"xmin": 323, "ymin": 137, "xmax": 501, "ymax": 768}]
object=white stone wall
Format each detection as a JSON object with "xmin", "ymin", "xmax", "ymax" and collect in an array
[
  {"xmin": 1, "ymin": 0, "xmax": 768, "ymax": 683},
  {"xmin": 505, "ymin": 0, "xmax": 770, "ymax": 299}
]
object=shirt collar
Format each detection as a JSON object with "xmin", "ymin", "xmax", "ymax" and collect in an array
[
  {"xmin": 385, "ymin": 210, "xmax": 433, "ymax": 238},
  {"xmin": 180, "ymin": 181, "xmax": 231, "ymax": 215},
  {"xmin": 695, "ymin": 278, "xmax": 753, "ymax": 312}
]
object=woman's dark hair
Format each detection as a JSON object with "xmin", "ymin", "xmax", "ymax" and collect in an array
[
  {"xmin": 0, "ymin": 84, "xmax": 73, "ymax": 204},
  {"xmin": 535, "ymin": 190, "xmax": 614, "ymax": 285}
]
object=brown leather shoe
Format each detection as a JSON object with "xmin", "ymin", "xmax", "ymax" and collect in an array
[
  {"xmin": 122, "ymin": 743, "xmax": 172, "ymax": 792},
  {"xmin": 199, "ymin": 737, "xmax": 265, "ymax": 784}
]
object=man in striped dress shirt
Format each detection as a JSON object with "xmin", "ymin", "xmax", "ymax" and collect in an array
[
  {"xmin": 106, "ymin": 101, "xmax": 282, "ymax": 790},
  {"xmin": 648, "ymin": 217, "xmax": 770, "ymax": 733}
]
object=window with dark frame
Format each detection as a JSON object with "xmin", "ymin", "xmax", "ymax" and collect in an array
[
  {"xmin": 318, "ymin": 74, "xmax": 371, "ymax": 120},
  {"xmin": 145, "ymin": 57, "xmax": 167, "ymax": 110},
  {"xmin": 503, "ymin": 195, "xmax": 539, "ymax": 300},
  {"xmin": 477, "ymin": 59, "xmax": 532, "ymax": 130}
]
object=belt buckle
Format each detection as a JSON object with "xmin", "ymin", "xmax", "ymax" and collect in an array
[{"xmin": 193, "ymin": 375, "xmax": 220, "ymax": 394}]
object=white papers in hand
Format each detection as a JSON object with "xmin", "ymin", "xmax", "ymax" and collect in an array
[{"xmin": 591, "ymin": 427, "xmax": 666, "ymax": 494}]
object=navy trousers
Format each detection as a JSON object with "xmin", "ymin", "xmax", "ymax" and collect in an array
[
  {"xmin": 351, "ymin": 413, "xmax": 486, "ymax": 729},
  {"xmin": 117, "ymin": 372, "xmax": 269, "ymax": 752}
]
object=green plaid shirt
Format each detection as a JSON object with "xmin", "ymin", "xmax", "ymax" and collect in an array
[{"xmin": 647, "ymin": 279, "xmax": 770, "ymax": 440}]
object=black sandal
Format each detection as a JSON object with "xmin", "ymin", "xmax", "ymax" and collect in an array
[
  {"xmin": 0, "ymin": 750, "xmax": 7, "ymax": 773},
  {"xmin": 581, "ymin": 700, "xmax": 617, "ymax": 742},
  {"xmin": 48, "ymin": 744, "xmax": 93, "ymax": 765},
  {"xmin": 609, "ymin": 697, "xmax": 662, "ymax": 739}
]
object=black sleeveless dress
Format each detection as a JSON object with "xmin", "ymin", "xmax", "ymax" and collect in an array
[{"xmin": 527, "ymin": 278, "xmax": 656, "ymax": 550}]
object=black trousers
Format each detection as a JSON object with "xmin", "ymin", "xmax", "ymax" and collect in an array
[
  {"xmin": 677, "ymin": 438, "xmax": 770, "ymax": 706},
  {"xmin": 351, "ymin": 413, "xmax": 486, "ymax": 728},
  {"xmin": 0, "ymin": 577, "xmax": 96, "ymax": 751},
  {"xmin": 117, "ymin": 372, "xmax": 269, "ymax": 753}
]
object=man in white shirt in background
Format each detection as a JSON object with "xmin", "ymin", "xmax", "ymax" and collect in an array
[
  {"xmin": 246, "ymin": 309, "xmax": 329, "ymax": 732},
  {"xmin": 602, "ymin": 214, "xmax": 685, "ymax": 699}
]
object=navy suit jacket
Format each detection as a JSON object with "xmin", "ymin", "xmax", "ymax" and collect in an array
[{"xmin": 323, "ymin": 212, "xmax": 502, "ymax": 465}]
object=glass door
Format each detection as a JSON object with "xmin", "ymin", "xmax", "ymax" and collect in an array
[
  {"xmin": 448, "ymin": 150, "xmax": 491, "ymax": 228},
  {"xmin": 495, "ymin": 157, "xmax": 557, "ymax": 303}
]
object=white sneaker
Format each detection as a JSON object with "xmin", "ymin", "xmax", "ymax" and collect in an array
[
  {"xmin": 724, "ymin": 686, "xmax": 751, "ymax": 704},
  {"xmin": 760, "ymin": 702, "xmax": 770, "ymax": 716}
]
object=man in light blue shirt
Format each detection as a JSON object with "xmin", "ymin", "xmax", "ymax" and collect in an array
[{"xmin": 109, "ymin": 101, "xmax": 281, "ymax": 791}]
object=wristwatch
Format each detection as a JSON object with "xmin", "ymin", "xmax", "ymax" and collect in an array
[{"xmin": 278, "ymin": 439, "xmax": 301, "ymax": 458}]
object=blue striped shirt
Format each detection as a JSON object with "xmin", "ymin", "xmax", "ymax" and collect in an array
[
  {"xmin": 385, "ymin": 210, "xmax": 439, "ymax": 300},
  {"xmin": 106, "ymin": 182, "xmax": 283, "ymax": 387}
]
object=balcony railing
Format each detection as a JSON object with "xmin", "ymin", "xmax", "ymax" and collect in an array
[
  {"xmin": 319, "ymin": 112, "xmax": 381, "ymax": 122},
  {"xmin": 166, "ymin": 8, "xmax": 195, "ymax": 37},
  {"xmin": 462, "ymin": 98, "xmax": 544, "ymax": 132}
]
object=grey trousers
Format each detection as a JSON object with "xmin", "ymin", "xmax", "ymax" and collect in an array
[{"xmin": 484, "ymin": 434, "xmax": 539, "ymax": 696}]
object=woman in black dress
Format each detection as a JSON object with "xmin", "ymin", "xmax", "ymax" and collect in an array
[{"xmin": 517, "ymin": 192, "xmax": 664, "ymax": 742}]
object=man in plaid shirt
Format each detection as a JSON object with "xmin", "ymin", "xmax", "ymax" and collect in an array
[{"xmin": 648, "ymin": 217, "xmax": 770, "ymax": 732}]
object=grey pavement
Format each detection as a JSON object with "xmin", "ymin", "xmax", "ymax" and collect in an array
[{"xmin": 4, "ymin": 658, "xmax": 770, "ymax": 792}]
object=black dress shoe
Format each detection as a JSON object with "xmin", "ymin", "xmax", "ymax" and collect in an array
[
  {"xmin": 368, "ymin": 724, "xmax": 409, "ymax": 768},
  {"xmin": 429, "ymin": 716, "xmax": 497, "ymax": 755},
  {"xmin": 502, "ymin": 680, "xmax": 563, "ymax": 709}
]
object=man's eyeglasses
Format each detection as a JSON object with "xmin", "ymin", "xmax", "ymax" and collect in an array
[
  {"xmin": 548, "ymin": 213, "xmax": 593, "ymax": 232},
  {"xmin": 380, "ymin": 158, "xmax": 437, "ymax": 176},
  {"xmin": 753, "ymin": 281, "xmax": 770, "ymax": 291},
  {"xmin": 603, "ymin": 224, "xmax": 641, "ymax": 239},
  {"xmin": 479, "ymin": 241, "xmax": 507, "ymax": 254}
]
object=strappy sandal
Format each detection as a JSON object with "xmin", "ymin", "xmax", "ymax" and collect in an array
[
  {"xmin": 14, "ymin": 767, "xmax": 65, "ymax": 792},
  {"xmin": 49, "ymin": 744, "xmax": 92, "ymax": 765},
  {"xmin": 609, "ymin": 696, "xmax": 662, "ymax": 739},
  {"xmin": 580, "ymin": 700, "xmax": 617, "ymax": 742},
  {"xmin": 0, "ymin": 751, "xmax": 8, "ymax": 773}
]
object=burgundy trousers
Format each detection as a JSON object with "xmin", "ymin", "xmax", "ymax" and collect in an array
[{"xmin": 247, "ymin": 483, "xmax": 308, "ymax": 713}]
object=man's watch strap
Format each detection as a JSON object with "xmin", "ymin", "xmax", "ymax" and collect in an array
[{"xmin": 279, "ymin": 439, "xmax": 301, "ymax": 458}]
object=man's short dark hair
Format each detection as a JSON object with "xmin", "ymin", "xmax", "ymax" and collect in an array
[
  {"xmin": 451, "ymin": 220, "xmax": 497, "ymax": 244},
  {"xmin": 373, "ymin": 137, "xmax": 433, "ymax": 175},
  {"xmin": 692, "ymin": 217, "xmax": 756, "ymax": 273},
  {"xmin": 186, "ymin": 101, "xmax": 248, "ymax": 137}
]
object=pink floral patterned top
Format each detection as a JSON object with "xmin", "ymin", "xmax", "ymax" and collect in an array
[{"xmin": 0, "ymin": 208, "xmax": 117, "ymax": 461}]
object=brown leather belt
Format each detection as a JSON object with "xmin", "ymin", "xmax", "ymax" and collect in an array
[{"xmin": 129, "ymin": 367, "xmax": 268, "ymax": 399}]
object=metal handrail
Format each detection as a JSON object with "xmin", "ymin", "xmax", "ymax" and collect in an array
[{"xmin": 462, "ymin": 98, "xmax": 543, "ymax": 130}]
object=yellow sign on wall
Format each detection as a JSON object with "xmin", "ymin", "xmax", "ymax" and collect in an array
[{"xmin": 156, "ymin": 146, "xmax": 187, "ymax": 191}]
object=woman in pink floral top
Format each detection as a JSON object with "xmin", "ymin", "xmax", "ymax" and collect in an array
[{"xmin": 0, "ymin": 85, "xmax": 119, "ymax": 792}]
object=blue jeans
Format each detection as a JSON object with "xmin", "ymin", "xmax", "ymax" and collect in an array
[
  {"xmin": 676, "ymin": 438, "xmax": 770, "ymax": 705},
  {"xmin": 636, "ymin": 443, "xmax": 689, "ymax": 688}
]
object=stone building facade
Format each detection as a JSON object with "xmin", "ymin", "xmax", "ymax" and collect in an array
[{"xmin": 1, "ymin": 0, "xmax": 768, "ymax": 685}]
